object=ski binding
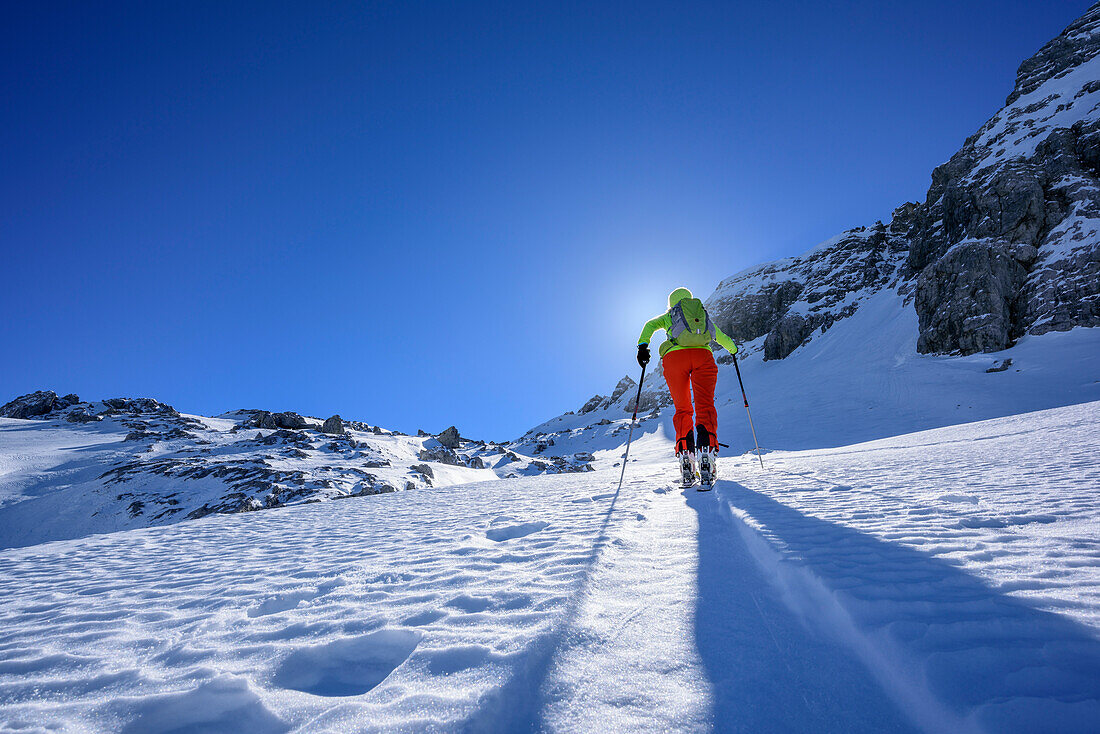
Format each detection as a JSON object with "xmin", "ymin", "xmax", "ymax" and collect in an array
[
  {"xmin": 678, "ymin": 452, "xmax": 696, "ymax": 488},
  {"xmin": 697, "ymin": 449, "xmax": 717, "ymax": 491}
]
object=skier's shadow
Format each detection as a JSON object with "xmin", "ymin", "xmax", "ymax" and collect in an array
[{"xmin": 686, "ymin": 482, "xmax": 1100, "ymax": 733}]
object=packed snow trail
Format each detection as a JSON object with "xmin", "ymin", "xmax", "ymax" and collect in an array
[
  {"xmin": 534, "ymin": 471, "xmax": 916, "ymax": 733},
  {"xmin": 0, "ymin": 402, "xmax": 1098, "ymax": 732},
  {"xmin": 713, "ymin": 401, "xmax": 1100, "ymax": 733}
]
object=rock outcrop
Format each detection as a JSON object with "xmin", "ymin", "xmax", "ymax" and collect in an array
[
  {"xmin": 705, "ymin": 5, "xmax": 1100, "ymax": 357},
  {"xmin": 0, "ymin": 391, "xmax": 76, "ymax": 419},
  {"xmin": 914, "ymin": 240, "xmax": 1029, "ymax": 354},
  {"xmin": 418, "ymin": 446, "xmax": 462, "ymax": 465},
  {"xmin": 578, "ymin": 394, "xmax": 606, "ymax": 414},
  {"xmin": 321, "ymin": 415, "xmax": 345, "ymax": 435},
  {"xmin": 437, "ymin": 426, "xmax": 461, "ymax": 449},
  {"xmin": 274, "ymin": 412, "xmax": 308, "ymax": 430},
  {"xmin": 609, "ymin": 376, "xmax": 636, "ymax": 403}
]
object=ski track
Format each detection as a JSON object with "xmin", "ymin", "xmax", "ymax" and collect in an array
[
  {"xmin": 0, "ymin": 402, "xmax": 1098, "ymax": 732},
  {"xmin": 718, "ymin": 401, "xmax": 1100, "ymax": 734},
  {"xmin": 534, "ymin": 471, "xmax": 917, "ymax": 733}
]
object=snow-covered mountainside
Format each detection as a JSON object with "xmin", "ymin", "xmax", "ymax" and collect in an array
[
  {"xmin": 522, "ymin": 4, "xmax": 1100, "ymax": 453},
  {"xmin": 1, "ymin": 402, "xmax": 1096, "ymax": 732},
  {"xmin": 710, "ymin": 2, "xmax": 1100, "ymax": 358},
  {"xmin": 2, "ymin": 8, "xmax": 1098, "ymax": 733},
  {"xmin": 0, "ymin": 392, "xmax": 592, "ymax": 550}
]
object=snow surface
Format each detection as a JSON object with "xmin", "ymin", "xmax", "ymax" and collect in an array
[
  {"xmin": 1, "ymin": 401, "xmax": 1097, "ymax": 732},
  {"xmin": 0, "ymin": 412, "xmax": 589, "ymax": 550}
]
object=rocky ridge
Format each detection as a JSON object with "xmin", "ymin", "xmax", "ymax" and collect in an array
[{"xmin": 0, "ymin": 391, "xmax": 593, "ymax": 544}]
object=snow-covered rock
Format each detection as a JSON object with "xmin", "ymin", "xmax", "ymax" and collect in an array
[
  {"xmin": 436, "ymin": 425, "xmax": 461, "ymax": 449},
  {"xmin": 715, "ymin": 6, "xmax": 1100, "ymax": 358},
  {"xmin": 0, "ymin": 392, "xmax": 595, "ymax": 549}
]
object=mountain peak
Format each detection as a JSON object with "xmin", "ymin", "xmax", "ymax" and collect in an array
[{"xmin": 1007, "ymin": 1, "xmax": 1100, "ymax": 106}]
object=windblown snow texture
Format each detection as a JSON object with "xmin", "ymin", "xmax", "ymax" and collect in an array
[
  {"xmin": 2, "ymin": 6, "xmax": 1100, "ymax": 734},
  {"xmin": 0, "ymin": 403, "xmax": 1097, "ymax": 732}
]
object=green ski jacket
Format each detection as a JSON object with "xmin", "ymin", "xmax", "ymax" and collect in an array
[{"xmin": 638, "ymin": 287, "xmax": 739, "ymax": 358}]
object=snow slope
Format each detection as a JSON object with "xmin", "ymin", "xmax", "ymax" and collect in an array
[
  {"xmin": 2, "ymin": 401, "xmax": 1097, "ymax": 733},
  {"xmin": 0, "ymin": 405, "xmax": 591, "ymax": 550},
  {"xmin": 516, "ymin": 288, "xmax": 1100, "ymax": 460}
]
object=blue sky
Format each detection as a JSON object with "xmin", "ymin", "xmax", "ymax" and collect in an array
[{"xmin": 1, "ymin": 0, "xmax": 1093, "ymax": 439}]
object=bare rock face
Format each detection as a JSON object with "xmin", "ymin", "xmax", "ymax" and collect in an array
[
  {"xmin": 0, "ymin": 391, "xmax": 67, "ymax": 419},
  {"xmin": 764, "ymin": 314, "xmax": 813, "ymax": 361},
  {"xmin": 65, "ymin": 406, "xmax": 103, "ymax": 423},
  {"xmin": 903, "ymin": 7, "xmax": 1100, "ymax": 351},
  {"xmin": 321, "ymin": 415, "xmax": 345, "ymax": 435},
  {"xmin": 1006, "ymin": 5, "xmax": 1100, "ymax": 106},
  {"xmin": 437, "ymin": 426, "xmax": 461, "ymax": 449},
  {"xmin": 578, "ymin": 394, "xmax": 606, "ymax": 414},
  {"xmin": 418, "ymin": 446, "xmax": 462, "ymax": 465},
  {"xmin": 101, "ymin": 397, "xmax": 178, "ymax": 415},
  {"xmin": 915, "ymin": 240, "xmax": 1029, "ymax": 354},
  {"xmin": 706, "ymin": 278, "xmax": 804, "ymax": 345},
  {"xmin": 609, "ymin": 376, "xmax": 636, "ymax": 404},
  {"xmin": 273, "ymin": 412, "xmax": 307, "ymax": 430},
  {"xmin": 252, "ymin": 412, "xmax": 278, "ymax": 430}
]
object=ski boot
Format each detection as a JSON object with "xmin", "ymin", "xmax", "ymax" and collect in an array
[
  {"xmin": 676, "ymin": 434, "xmax": 697, "ymax": 489},
  {"xmin": 678, "ymin": 452, "xmax": 697, "ymax": 488},
  {"xmin": 695, "ymin": 425, "xmax": 718, "ymax": 491},
  {"xmin": 697, "ymin": 448, "xmax": 718, "ymax": 490}
]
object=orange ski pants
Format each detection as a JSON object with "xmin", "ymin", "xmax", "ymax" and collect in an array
[{"xmin": 662, "ymin": 348, "xmax": 718, "ymax": 452}]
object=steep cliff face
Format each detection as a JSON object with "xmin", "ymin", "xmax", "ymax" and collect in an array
[
  {"xmin": 908, "ymin": 4, "xmax": 1100, "ymax": 352},
  {"xmin": 708, "ymin": 4, "xmax": 1100, "ymax": 359}
]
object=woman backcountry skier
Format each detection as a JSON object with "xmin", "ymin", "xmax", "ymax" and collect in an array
[{"xmin": 636, "ymin": 287, "xmax": 739, "ymax": 488}]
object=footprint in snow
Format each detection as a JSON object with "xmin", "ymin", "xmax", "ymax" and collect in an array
[
  {"xmin": 401, "ymin": 609, "xmax": 447, "ymax": 626},
  {"xmin": 246, "ymin": 579, "xmax": 344, "ymax": 618},
  {"xmin": 423, "ymin": 644, "xmax": 498, "ymax": 676},
  {"xmin": 485, "ymin": 517, "xmax": 550, "ymax": 542},
  {"xmin": 444, "ymin": 594, "xmax": 493, "ymax": 613},
  {"xmin": 938, "ymin": 493, "xmax": 980, "ymax": 504},
  {"xmin": 118, "ymin": 675, "xmax": 286, "ymax": 734},
  {"xmin": 272, "ymin": 629, "xmax": 421, "ymax": 697}
]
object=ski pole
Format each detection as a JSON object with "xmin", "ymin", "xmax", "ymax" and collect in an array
[
  {"xmin": 615, "ymin": 363, "xmax": 647, "ymax": 493},
  {"xmin": 731, "ymin": 353, "xmax": 765, "ymax": 469}
]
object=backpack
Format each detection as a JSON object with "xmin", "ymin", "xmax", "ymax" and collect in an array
[{"xmin": 668, "ymin": 298, "xmax": 716, "ymax": 348}]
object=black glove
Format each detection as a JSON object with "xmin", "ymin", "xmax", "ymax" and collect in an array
[{"xmin": 637, "ymin": 343, "xmax": 651, "ymax": 367}]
